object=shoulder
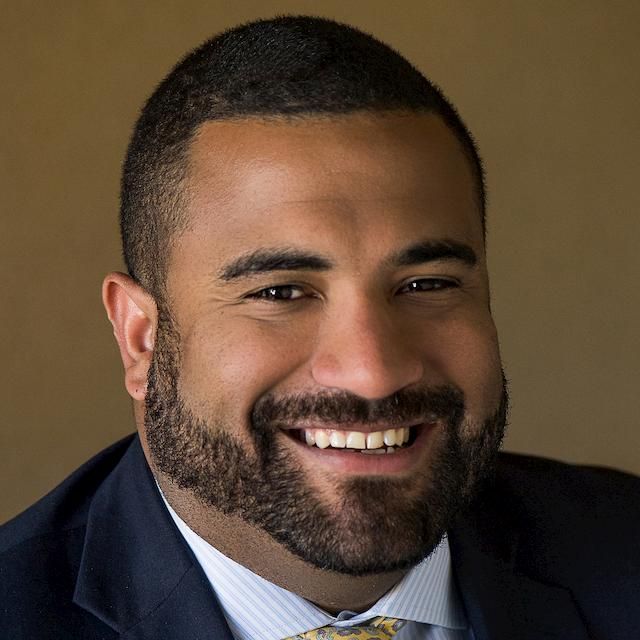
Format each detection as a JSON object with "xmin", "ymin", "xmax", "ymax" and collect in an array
[
  {"xmin": 0, "ymin": 435, "xmax": 135, "ymax": 639},
  {"xmin": 486, "ymin": 451, "xmax": 640, "ymax": 552},
  {"xmin": 493, "ymin": 451, "xmax": 640, "ymax": 526},
  {"xmin": 486, "ymin": 452, "xmax": 639, "ymax": 615},
  {"xmin": 453, "ymin": 454, "xmax": 640, "ymax": 637},
  {"xmin": 496, "ymin": 449, "xmax": 640, "ymax": 488},
  {"xmin": 0, "ymin": 435, "xmax": 135, "ymax": 553},
  {"xmin": 468, "ymin": 451, "xmax": 640, "ymax": 550}
]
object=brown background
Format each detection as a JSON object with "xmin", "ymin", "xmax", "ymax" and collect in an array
[{"xmin": 2, "ymin": 1, "xmax": 639, "ymax": 523}]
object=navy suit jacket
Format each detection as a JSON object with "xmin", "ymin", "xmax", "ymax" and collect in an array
[{"xmin": 1, "ymin": 435, "xmax": 639, "ymax": 639}]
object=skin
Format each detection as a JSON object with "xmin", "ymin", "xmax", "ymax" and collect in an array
[{"xmin": 103, "ymin": 112, "xmax": 504, "ymax": 613}]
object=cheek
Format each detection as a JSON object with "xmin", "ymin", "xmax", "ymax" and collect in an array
[
  {"xmin": 177, "ymin": 318, "xmax": 311, "ymax": 418},
  {"xmin": 424, "ymin": 312, "xmax": 503, "ymax": 415}
]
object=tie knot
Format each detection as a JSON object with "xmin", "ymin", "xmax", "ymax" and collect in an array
[{"xmin": 286, "ymin": 616, "xmax": 407, "ymax": 639}]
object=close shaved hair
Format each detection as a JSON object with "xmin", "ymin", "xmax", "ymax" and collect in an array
[{"xmin": 120, "ymin": 15, "xmax": 485, "ymax": 302}]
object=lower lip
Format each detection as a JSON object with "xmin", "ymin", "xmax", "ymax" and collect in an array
[{"xmin": 282, "ymin": 423, "xmax": 439, "ymax": 476}]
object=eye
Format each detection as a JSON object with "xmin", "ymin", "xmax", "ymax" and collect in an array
[
  {"xmin": 398, "ymin": 278, "xmax": 458, "ymax": 294},
  {"xmin": 247, "ymin": 284, "xmax": 307, "ymax": 302}
]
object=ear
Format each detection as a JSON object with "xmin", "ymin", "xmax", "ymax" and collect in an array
[{"xmin": 102, "ymin": 272, "xmax": 157, "ymax": 401}]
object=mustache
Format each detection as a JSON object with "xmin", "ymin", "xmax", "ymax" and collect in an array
[{"xmin": 251, "ymin": 385, "xmax": 466, "ymax": 431}]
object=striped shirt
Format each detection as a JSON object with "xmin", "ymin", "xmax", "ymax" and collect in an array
[{"xmin": 162, "ymin": 496, "xmax": 471, "ymax": 639}]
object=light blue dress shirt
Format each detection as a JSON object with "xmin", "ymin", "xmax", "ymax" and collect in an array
[{"xmin": 162, "ymin": 495, "xmax": 471, "ymax": 639}]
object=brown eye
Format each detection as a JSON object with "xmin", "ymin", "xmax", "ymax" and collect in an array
[
  {"xmin": 400, "ymin": 278, "xmax": 457, "ymax": 294},
  {"xmin": 250, "ymin": 285, "xmax": 305, "ymax": 301}
]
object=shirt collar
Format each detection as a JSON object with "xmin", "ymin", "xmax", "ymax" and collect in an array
[{"xmin": 161, "ymin": 492, "xmax": 467, "ymax": 640}]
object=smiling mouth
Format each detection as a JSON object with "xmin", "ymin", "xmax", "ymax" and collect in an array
[{"xmin": 286, "ymin": 425, "xmax": 419, "ymax": 454}]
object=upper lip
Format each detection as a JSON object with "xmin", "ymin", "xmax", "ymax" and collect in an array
[{"xmin": 277, "ymin": 419, "xmax": 430, "ymax": 433}]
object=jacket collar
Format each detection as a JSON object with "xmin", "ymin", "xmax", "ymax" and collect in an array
[{"xmin": 72, "ymin": 436, "xmax": 234, "ymax": 639}]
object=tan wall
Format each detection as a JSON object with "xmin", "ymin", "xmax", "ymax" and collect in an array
[{"xmin": 2, "ymin": 1, "xmax": 639, "ymax": 523}]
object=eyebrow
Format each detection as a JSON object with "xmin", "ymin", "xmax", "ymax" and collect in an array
[
  {"xmin": 388, "ymin": 239, "xmax": 478, "ymax": 268},
  {"xmin": 218, "ymin": 239, "xmax": 477, "ymax": 281},
  {"xmin": 218, "ymin": 248, "xmax": 334, "ymax": 280}
]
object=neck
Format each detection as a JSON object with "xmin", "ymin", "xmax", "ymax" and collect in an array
[{"xmin": 157, "ymin": 475, "xmax": 406, "ymax": 614}]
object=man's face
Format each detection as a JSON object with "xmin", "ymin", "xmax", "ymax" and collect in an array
[{"xmin": 144, "ymin": 112, "xmax": 506, "ymax": 575}]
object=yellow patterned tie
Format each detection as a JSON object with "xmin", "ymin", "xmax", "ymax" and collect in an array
[{"xmin": 284, "ymin": 616, "xmax": 407, "ymax": 639}]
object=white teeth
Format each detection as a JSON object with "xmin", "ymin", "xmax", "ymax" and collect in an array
[
  {"xmin": 383, "ymin": 429, "xmax": 397, "ymax": 446},
  {"xmin": 299, "ymin": 426, "xmax": 413, "ymax": 450},
  {"xmin": 329, "ymin": 431, "xmax": 346, "ymax": 448},
  {"xmin": 366, "ymin": 431, "xmax": 384, "ymax": 450},
  {"xmin": 346, "ymin": 431, "xmax": 366, "ymax": 449},
  {"xmin": 314, "ymin": 431, "xmax": 330, "ymax": 449}
]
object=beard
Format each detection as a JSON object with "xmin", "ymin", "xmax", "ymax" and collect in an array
[{"xmin": 145, "ymin": 308, "xmax": 508, "ymax": 576}]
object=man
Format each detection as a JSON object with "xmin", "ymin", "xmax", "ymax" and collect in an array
[{"xmin": 1, "ymin": 15, "xmax": 638, "ymax": 640}]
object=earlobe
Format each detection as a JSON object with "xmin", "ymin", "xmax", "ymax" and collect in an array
[{"xmin": 102, "ymin": 272, "xmax": 157, "ymax": 401}]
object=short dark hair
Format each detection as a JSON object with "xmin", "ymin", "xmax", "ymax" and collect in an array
[{"xmin": 120, "ymin": 15, "xmax": 485, "ymax": 300}]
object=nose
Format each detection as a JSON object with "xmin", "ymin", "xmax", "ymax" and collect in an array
[{"xmin": 309, "ymin": 297, "xmax": 425, "ymax": 400}]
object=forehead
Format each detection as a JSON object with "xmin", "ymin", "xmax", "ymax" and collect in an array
[{"xmin": 173, "ymin": 112, "xmax": 483, "ymax": 275}]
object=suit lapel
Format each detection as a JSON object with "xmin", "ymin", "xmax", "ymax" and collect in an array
[
  {"xmin": 73, "ymin": 437, "xmax": 234, "ymax": 639},
  {"xmin": 449, "ymin": 480, "xmax": 590, "ymax": 640}
]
